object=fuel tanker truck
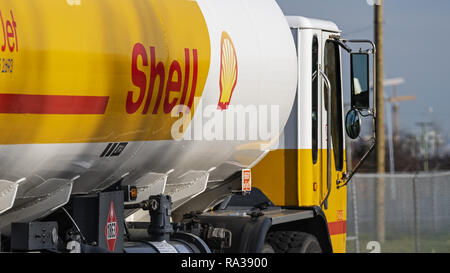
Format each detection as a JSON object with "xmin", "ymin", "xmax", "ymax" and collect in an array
[{"xmin": 0, "ymin": 0, "xmax": 377, "ymax": 253}]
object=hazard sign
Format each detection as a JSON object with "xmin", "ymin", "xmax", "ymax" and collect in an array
[{"xmin": 105, "ymin": 201, "xmax": 118, "ymax": 252}]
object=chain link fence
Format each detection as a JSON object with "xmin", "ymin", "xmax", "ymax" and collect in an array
[{"xmin": 346, "ymin": 171, "xmax": 450, "ymax": 253}]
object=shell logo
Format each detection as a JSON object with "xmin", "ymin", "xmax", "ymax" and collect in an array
[{"xmin": 218, "ymin": 31, "xmax": 238, "ymax": 110}]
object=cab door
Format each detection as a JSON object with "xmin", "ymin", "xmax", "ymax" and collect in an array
[{"xmin": 320, "ymin": 32, "xmax": 345, "ymax": 207}]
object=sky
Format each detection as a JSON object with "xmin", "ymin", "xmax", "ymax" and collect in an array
[{"xmin": 276, "ymin": 0, "xmax": 450, "ymax": 146}]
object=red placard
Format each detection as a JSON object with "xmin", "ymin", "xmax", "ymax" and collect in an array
[
  {"xmin": 242, "ymin": 169, "xmax": 252, "ymax": 192},
  {"xmin": 105, "ymin": 201, "xmax": 118, "ymax": 252}
]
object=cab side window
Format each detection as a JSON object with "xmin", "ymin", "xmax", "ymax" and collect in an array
[
  {"xmin": 324, "ymin": 40, "xmax": 344, "ymax": 171},
  {"xmin": 312, "ymin": 36, "xmax": 319, "ymax": 164}
]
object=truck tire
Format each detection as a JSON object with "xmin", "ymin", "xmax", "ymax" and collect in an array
[{"xmin": 265, "ymin": 231, "xmax": 322, "ymax": 253}]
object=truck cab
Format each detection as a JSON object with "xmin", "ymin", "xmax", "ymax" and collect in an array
[
  {"xmin": 252, "ymin": 16, "xmax": 375, "ymax": 253},
  {"xmin": 252, "ymin": 16, "xmax": 347, "ymax": 252},
  {"xmin": 170, "ymin": 16, "xmax": 375, "ymax": 254}
]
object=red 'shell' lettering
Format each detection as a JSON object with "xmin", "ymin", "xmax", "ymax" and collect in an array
[
  {"xmin": 126, "ymin": 44, "xmax": 198, "ymax": 115},
  {"xmin": 0, "ymin": 10, "xmax": 18, "ymax": 52}
]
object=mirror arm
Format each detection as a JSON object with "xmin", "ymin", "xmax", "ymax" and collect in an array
[
  {"xmin": 330, "ymin": 35, "xmax": 352, "ymax": 53},
  {"xmin": 337, "ymin": 141, "xmax": 376, "ymax": 189},
  {"xmin": 330, "ymin": 37, "xmax": 376, "ymax": 55},
  {"xmin": 341, "ymin": 39, "xmax": 376, "ymax": 54}
]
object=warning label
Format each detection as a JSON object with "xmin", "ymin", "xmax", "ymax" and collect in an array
[
  {"xmin": 105, "ymin": 201, "xmax": 118, "ymax": 252},
  {"xmin": 242, "ymin": 169, "xmax": 252, "ymax": 192}
]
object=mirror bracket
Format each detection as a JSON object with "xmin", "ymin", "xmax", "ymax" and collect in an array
[
  {"xmin": 337, "ymin": 141, "xmax": 376, "ymax": 189},
  {"xmin": 329, "ymin": 35, "xmax": 352, "ymax": 53}
]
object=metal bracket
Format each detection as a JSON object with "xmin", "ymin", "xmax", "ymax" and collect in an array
[{"xmin": 337, "ymin": 141, "xmax": 376, "ymax": 189}]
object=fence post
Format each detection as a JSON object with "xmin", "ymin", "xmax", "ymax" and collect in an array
[
  {"xmin": 351, "ymin": 179, "xmax": 360, "ymax": 253},
  {"xmin": 412, "ymin": 173, "xmax": 420, "ymax": 253},
  {"xmin": 431, "ymin": 176, "xmax": 436, "ymax": 233}
]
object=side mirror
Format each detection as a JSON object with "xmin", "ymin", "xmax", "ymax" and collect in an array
[
  {"xmin": 350, "ymin": 53, "xmax": 370, "ymax": 109},
  {"xmin": 345, "ymin": 109, "xmax": 361, "ymax": 139}
]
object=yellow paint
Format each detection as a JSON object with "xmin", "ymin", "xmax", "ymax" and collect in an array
[
  {"xmin": 330, "ymin": 234, "xmax": 346, "ymax": 253},
  {"xmin": 323, "ymin": 149, "xmax": 347, "ymax": 253},
  {"xmin": 0, "ymin": 0, "xmax": 211, "ymax": 144},
  {"xmin": 251, "ymin": 149, "xmax": 298, "ymax": 205}
]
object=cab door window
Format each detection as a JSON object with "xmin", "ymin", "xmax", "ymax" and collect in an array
[
  {"xmin": 312, "ymin": 35, "xmax": 319, "ymax": 164},
  {"xmin": 324, "ymin": 40, "xmax": 344, "ymax": 171}
]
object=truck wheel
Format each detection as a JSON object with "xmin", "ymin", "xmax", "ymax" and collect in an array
[{"xmin": 265, "ymin": 231, "xmax": 322, "ymax": 253}]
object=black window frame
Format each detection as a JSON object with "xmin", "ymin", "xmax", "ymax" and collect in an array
[
  {"xmin": 312, "ymin": 35, "xmax": 319, "ymax": 164},
  {"xmin": 324, "ymin": 40, "xmax": 344, "ymax": 171}
]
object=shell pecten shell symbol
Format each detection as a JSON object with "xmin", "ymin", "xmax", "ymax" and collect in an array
[{"xmin": 218, "ymin": 31, "xmax": 238, "ymax": 110}]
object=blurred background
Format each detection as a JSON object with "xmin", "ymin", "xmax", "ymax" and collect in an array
[{"xmin": 276, "ymin": 0, "xmax": 450, "ymax": 253}]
